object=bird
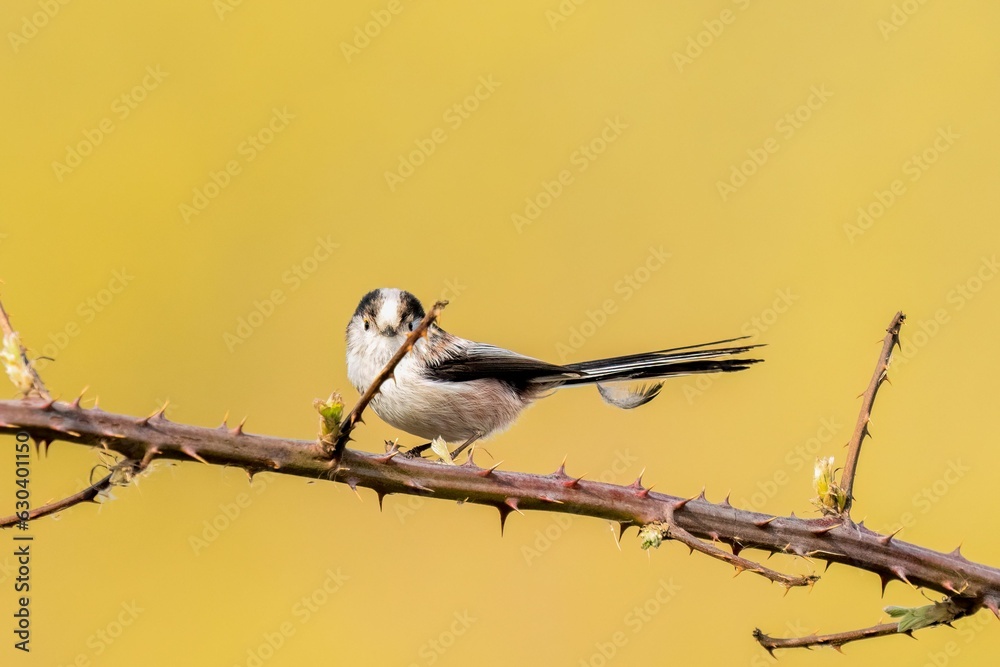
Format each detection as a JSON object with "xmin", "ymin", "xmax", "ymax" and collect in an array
[{"xmin": 345, "ymin": 288, "xmax": 762, "ymax": 458}]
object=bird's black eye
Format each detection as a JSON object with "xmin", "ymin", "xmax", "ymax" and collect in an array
[
  {"xmin": 408, "ymin": 320, "xmax": 415, "ymax": 331},
  {"xmin": 363, "ymin": 320, "xmax": 370, "ymax": 331}
]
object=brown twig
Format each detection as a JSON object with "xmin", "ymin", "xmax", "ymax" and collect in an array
[
  {"xmin": 0, "ymin": 299, "xmax": 51, "ymax": 400},
  {"xmin": 645, "ymin": 520, "xmax": 818, "ymax": 589},
  {"xmin": 754, "ymin": 597, "xmax": 977, "ymax": 653},
  {"xmin": 839, "ymin": 311, "xmax": 905, "ymax": 516},
  {"xmin": 753, "ymin": 623, "xmax": 903, "ymax": 654},
  {"xmin": 0, "ymin": 472, "xmax": 113, "ymax": 528},
  {"xmin": 328, "ymin": 300, "xmax": 448, "ymax": 464}
]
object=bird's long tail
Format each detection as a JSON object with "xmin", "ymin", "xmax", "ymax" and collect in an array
[{"xmin": 554, "ymin": 337, "xmax": 762, "ymax": 409}]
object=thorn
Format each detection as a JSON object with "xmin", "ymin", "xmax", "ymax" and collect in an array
[
  {"xmin": 141, "ymin": 446, "xmax": 160, "ymax": 467},
  {"xmin": 721, "ymin": 493, "xmax": 732, "ymax": 507},
  {"xmin": 376, "ymin": 491, "xmax": 388, "ymax": 511},
  {"xmin": 39, "ymin": 398, "xmax": 56, "ymax": 410},
  {"xmin": 463, "ymin": 449, "xmax": 478, "ymax": 468},
  {"xmin": 245, "ymin": 467, "xmax": 257, "ymax": 483},
  {"xmin": 876, "ymin": 528, "xmax": 901, "ymax": 545},
  {"xmin": 71, "ymin": 386, "xmax": 88, "ymax": 409},
  {"xmin": 879, "ymin": 573, "xmax": 892, "ymax": 596},
  {"xmin": 553, "ymin": 455, "xmax": 569, "ymax": 478},
  {"xmin": 404, "ymin": 480, "xmax": 433, "ymax": 493},
  {"xmin": 753, "ymin": 516, "xmax": 777, "ymax": 528},
  {"xmin": 618, "ymin": 522, "xmax": 632, "ymax": 541},
  {"xmin": 697, "ymin": 487, "xmax": 707, "ymax": 501},
  {"xmin": 809, "ymin": 522, "xmax": 841, "ymax": 536},
  {"xmin": 949, "ymin": 545, "xmax": 966, "ymax": 560},
  {"xmin": 636, "ymin": 485, "xmax": 653, "ymax": 499},
  {"xmin": 733, "ymin": 566, "xmax": 745, "ymax": 578},
  {"xmin": 230, "ymin": 416, "xmax": 247, "ymax": 436},
  {"xmin": 628, "ymin": 475, "xmax": 645, "ymax": 493},
  {"xmin": 984, "ymin": 597, "xmax": 1000, "ymax": 619},
  {"xmin": 942, "ymin": 580, "xmax": 960, "ymax": 594},
  {"xmin": 672, "ymin": 495, "xmax": 696, "ymax": 511},
  {"xmin": 497, "ymin": 505, "xmax": 512, "ymax": 535},
  {"xmin": 708, "ymin": 531, "xmax": 721, "ymax": 542},
  {"xmin": 346, "ymin": 478, "xmax": 362, "ymax": 501},
  {"xmin": 374, "ymin": 450, "xmax": 399, "ymax": 464},
  {"xmin": 153, "ymin": 400, "xmax": 169, "ymax": 420},
  {"xmin": 731, "ymin": 541, "xmax": 743, "ymax": 557},
  {"xmin": 181, "ymin": 446, "xmax": 209, "ymax": 465},
  {"xmin": 538, "ymin": 495, "xmax": 562, "ymax": 504},
  {"xmin": 562, "ymin": 475, "xmax": 584, "ymax": 489},
  {"xmin": 219, "ymin": 411, "xmax": 230, "ymax": 429},
  {"xmin": 824, "ymin": 560, "xmax": 834, "ymax": 572},
  {"xmin": 268, "ymin": 459, "xmax": 281, "ymax": 470},
  {"xmin": 504, "ymin": 497, "xmax": 524, "ymax": 516},
  {"xmin": 477, "ymin": 461, "xmax": 503, "ymax": 478},
  {"xmin": 890, "ymin": 566, "xmax": 911, "ymax": 585}
]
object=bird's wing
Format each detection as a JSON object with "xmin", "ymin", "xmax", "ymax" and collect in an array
[{"xmin": 423, "ymin": 343, "xmax": 580, "ymax": 387}]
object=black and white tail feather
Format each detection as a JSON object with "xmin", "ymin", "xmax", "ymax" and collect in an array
[
  {"xmin": 345, "ymin": 288, "xmax": 763, "ymax": 451},
  {"xmin": 427, "ymin": 335, "xmax": 762, "ymax": 409}
]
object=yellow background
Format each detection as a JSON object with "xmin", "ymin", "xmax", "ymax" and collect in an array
[{"xmin": 2, "ymin": 1, "xmax": 999, "ymax": 665}]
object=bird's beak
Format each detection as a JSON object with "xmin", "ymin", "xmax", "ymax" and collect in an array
[{"xmin": 379, "ymin": 326, "xmax": 398, "ymax": 337}]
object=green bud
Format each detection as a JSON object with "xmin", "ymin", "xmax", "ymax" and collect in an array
[{"xmin": 314, "ymin": 393, "xmax": 345, "ymax": 442}]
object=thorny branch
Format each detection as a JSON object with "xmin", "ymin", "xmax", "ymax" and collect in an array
[
  {"xmin": 838, "ymin": 311, "xmax": 905, "ymax": 517},
  {"xmin": 0, "ymin": 299, "xmax": 997, "ymax": 656},
  {"xmin": 754, "ymin": 597, "xmax": 979, "ymax": 653},
  {"xmin": 0, "ymin": 459, "xmax": 139, "ymax": 529}
]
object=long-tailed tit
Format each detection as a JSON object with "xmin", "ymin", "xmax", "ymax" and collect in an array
[{"xmin": 346, "ymin": 288, "xmax": 761, "ymax": 456}]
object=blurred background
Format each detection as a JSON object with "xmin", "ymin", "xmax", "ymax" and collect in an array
[{"xmin": 2, "ymin": 2, "xmax": 999, "ymax": 665}]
